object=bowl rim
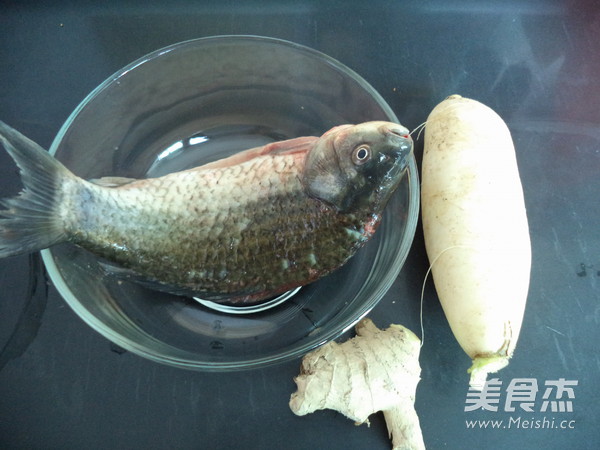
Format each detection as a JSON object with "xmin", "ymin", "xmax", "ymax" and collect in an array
[{"xmin": 40, "ymin": 35, "xmax": 420, "ymax": 371}]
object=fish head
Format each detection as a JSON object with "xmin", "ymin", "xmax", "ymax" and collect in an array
[{"xmin": 303, "ymin": 121, "xmax": 413, "ymax": 213}]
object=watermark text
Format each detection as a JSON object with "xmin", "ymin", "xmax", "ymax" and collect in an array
[{"xmin": 464, "ymin": 377, "xmax": 578, "ymax": 431}]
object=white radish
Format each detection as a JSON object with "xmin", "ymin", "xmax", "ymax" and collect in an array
[{"xmin": 421, "ymin": 95, "xmax": 531, "ymax": 389}]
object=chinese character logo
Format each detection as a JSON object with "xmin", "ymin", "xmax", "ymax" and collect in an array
[
  {"xmin": 465, "ymin": 378, "xmax": 502, "ymax": 412},
  {"xmin": 505, "ymin": 378, "xmax": 538, "ymax": 412},
  {"xmin": 464, "ymin": 378, "xmax": 578, "ymax": 413},
  {"xmin": 540, "ymin": 378, "xmax": 578, "ymax": 412}
]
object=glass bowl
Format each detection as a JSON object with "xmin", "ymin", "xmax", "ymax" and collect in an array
[{"xmin": 41, "ymin": 35, "xmax": 419, "ymax": 371}]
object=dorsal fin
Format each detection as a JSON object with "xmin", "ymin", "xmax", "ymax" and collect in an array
[{"xmin": 197, "ymin": 136, "xmax": 318, "ymax": 171}]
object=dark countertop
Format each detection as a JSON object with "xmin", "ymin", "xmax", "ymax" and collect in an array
[{"xmin": 1, "ymin": 1, "xmax": 599, "ymax": 449}]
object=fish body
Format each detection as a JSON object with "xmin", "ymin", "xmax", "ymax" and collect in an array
[{"xmin": 0, "ymin": 121, "xmax": 412, "ymax": 304}]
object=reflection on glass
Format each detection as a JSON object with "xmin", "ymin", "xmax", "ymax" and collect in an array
[{"xmin": 157, "ymin": 140, "xmax": 183, "ymax": 160}]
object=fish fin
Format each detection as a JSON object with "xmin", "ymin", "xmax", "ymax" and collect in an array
[
  {"xmin": 259, "ymin": 136, "xmax": 319, "ymax": 156},
  {"xmin": 0, "ymin": 121, "xmax": 70, "ymax": 257},
  {"xmin": 89, "ymin": 176, "xmax": 138, "ymax": 187},
  {"xmin": 197, "ymin": 136, "xmax": 318, "ymax": 171},
  {"xmin": 321, "ymin": 124, "xmax": 352, "ymax": 137},
  {"xmin": 97, "ymin": 260, "xmax": 145, "ymax": 281}
]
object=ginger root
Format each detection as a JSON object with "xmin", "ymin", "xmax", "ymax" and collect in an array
[{"xmin": 289, "ymin": 318, "xmax": 424, "ymax": 450}]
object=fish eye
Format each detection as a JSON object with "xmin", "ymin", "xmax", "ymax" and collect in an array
[{"xmin": 352, "ymin": 145, "xmax": 371, "ymax": 165}]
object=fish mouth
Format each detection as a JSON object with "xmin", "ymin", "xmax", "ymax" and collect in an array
[
  {"xmin": 379, "ymin": 124, "xmax": 413, "ymax": 156},
  {"xmin": 381, "ymin": 125, "xmax": 413, "ymax": 162},
  {"xmin": 385, "ymin": 125, "xmax": 411, "ymax": 141}
]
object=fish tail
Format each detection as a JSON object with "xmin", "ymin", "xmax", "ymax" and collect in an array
[{"xmin": 0, "ymin": 121, "xmax": 70, "ymax": 257}]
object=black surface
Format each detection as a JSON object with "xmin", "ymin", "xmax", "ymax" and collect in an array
[{"xmin": 1, "ymin": 1, "xmax": 599, "ymax": 449}]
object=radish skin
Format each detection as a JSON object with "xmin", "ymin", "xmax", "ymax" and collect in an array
[{"xmin": 421, "ymin": 95, "xmax": 531, "ymax": 389}]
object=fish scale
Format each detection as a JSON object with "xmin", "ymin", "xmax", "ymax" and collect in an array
[{"xmin": 63, "ymin": 153, "xmax": 358, "ymax": 300}]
